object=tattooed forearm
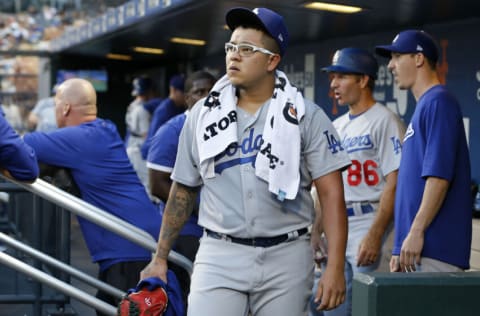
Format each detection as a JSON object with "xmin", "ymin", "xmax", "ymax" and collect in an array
[{"xmin": 155, "ymin": 181, "xmax": 198, "ymax": 260}]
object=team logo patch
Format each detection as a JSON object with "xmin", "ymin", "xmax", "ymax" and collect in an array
[
  {"xmin": 390, "ymin": 136, "xmax": 402, "ymax": 154},
  {"xmin": 403, "ymin": 123, "xmax": 414, "ymax": 142},
  {"xmin": 332, "ymin": 50, "xmax": 340, "ymax": 65},
  {"xmin": 324, "ymin": 130, "xmax": 344, "ymax": 154},
  {"xmin": 282, "ymin": 101, "xmax": 299, "ymax": 125}
]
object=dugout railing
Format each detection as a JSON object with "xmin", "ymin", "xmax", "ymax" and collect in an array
[{"xmin": 0, "ymin": 176, "xmax": 193, "ymax": 315}]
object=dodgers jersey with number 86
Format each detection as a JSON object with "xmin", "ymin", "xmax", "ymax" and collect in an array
[{"xmin": 333, "ymin": 103, "xmax": 405, "ymax": 203}]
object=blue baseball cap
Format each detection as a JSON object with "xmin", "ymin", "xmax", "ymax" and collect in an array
[
  {"xmin": 322, "ymin": 47, "xmax": 378, "ymax": 79},
  {"xmin": 169, "ymin": 74, "xmax": 185, "ymax": 92},
  {"xmin": 226, "ymin": 7, "xmax": 289, "ymax": 56},
  {"xmin": 132, "ymin": 76, "xmax": 153, "ymax": 96},
  {"xmin": 375, "ymin": 30, "xmax": 439, "ymax": 63}
]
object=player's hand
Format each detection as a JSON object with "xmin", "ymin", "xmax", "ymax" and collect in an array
[
  {"xmin": 310, "ymin": 225, "xmax": 322, "ymax": 251},
  {"xmin": 140, "ymin": 257, "xmax": 168, "ymax": 283},
  {"xmin": 314, "ymin": 265, "xmax": 345, "ymax": 311},
  {"xmin": 356, "ymin": 231, "xmax": 381, "ymax": 267},
  {"xmin": 311, "ymin": 230, "xmax": 328, "ymax": 266},
  {"xmin": 390, "ymin": 255, "xmax": 401, "ymax": 272},
  {"xmin": 399, "ymin": 229, "xmax": 424, "ymax": 272}
]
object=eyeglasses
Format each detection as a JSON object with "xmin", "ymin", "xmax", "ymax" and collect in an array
[{"xmin": 224, "ymin": 42, "xmax": 276, "ymax": 57}]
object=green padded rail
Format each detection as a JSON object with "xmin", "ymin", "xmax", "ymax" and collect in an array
[{"xmin": 353, "ymin": 272, "xmax": 480, "ymax": 316}]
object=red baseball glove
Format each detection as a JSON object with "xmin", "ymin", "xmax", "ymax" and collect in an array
[{"xmin": 118, "ymin": 284, "xmax": 168, "ymax": 316}]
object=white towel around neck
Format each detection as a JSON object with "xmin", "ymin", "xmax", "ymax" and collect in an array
[{"xmin": 196, "ymin": 70, "xmax": 305, "ymax": 201}]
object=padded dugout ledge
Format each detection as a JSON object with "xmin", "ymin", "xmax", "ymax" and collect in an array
[{"xmin": 353, "ymin": 271, "xmax": 480, "ymax": 316}]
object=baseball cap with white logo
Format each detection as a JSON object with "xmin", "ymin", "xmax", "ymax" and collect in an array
[
  {"xmin": 225, "ymin": 7, "xmax": 289, "ymax": 56},
  {"xmin": 321, "ymin": 47, "xmax": 379, "ymax": 79},
  {"xmin": 375, "ymin": 29, "xmax": 439, "ymax": 63}
]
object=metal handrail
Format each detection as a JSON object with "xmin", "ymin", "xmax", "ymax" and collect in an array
[
  {"xmin": 0, "ymin": 232, "xmax": 125, "ymax": 299},
  {"xmin": 0, "ymin": 175, "xmax": 194, "ymax": 314},
  {"xmin": 0, "ymin": 251, "xmax": 117, "ymax": 315},
  {"xmin": 1, "ymin": 176, "xmax": 193, "ymax": 274}
]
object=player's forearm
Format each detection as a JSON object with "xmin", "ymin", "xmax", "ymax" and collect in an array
[
  {"xmin": 322, "ymin": 206, "xmax": 347, "ymax": 270},
  {"xmin": 154, "ymin": 181, "xmax": 198, "ymax": 260},
  {"xmin": 315, "ymin": 171, "xmax": 347, "ymax": 271},
  {"xmin": 310, "ymin": 187, "xmax": 324, "ymax": 236},
  {"xmin": 148, "ymin": 169, "xmax": 172, "ymax": 202},
  {"xmin": 410, "ymin": 176, "xmax": 449, "ymax": 233},
  {"xmin": 311, "ymin": 212, "xmax": 323, "ymax": 235},
  {"xmin": 369, "ymin": 171, "xmax": 397, "ymax": 238}
]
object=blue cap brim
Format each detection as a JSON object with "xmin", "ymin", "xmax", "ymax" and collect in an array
[
  {"xmin": 375, "ymin": 45, "xmax": 395, "ymax": 58},
  {"xmin": 375, "ymin": 44, "xmax": 416, "ymax": 58}
]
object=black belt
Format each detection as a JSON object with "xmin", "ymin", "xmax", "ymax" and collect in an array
[{"xmin": 205, "ymin": 228, "xmax": 308, "ymax": 248}]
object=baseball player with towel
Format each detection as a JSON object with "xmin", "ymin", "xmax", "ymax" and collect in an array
[
  {"xmin": 311, "ymin": 48, "xmax": 405, "ymax": 316},
  {"xmin": 141, "ymin": 6, "xmax": 351, "ymax": 316}
]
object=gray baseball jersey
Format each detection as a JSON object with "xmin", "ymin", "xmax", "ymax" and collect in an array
[
  {"xmin": 31, "ymin": 97, "xmax": 57, "ymax": 132},
  {"xmin": 172, "ymin": 98, "xmax": 351, "ymax": 238},
  {"xmin": 125, "ymin": 98, "xmax": 150, "ymax": 148},
  {"xmin": 125, "ymin": 98, "xmax": 151, "ymax": 191},
  {"xmin": 333, "ymin": 103, "xmax": 405, "ymax": 203}
]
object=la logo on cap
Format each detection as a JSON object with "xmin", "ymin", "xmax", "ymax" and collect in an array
[
  {"xmin": 332, "ymin": 50, "xmax": 340, "ymax": 64},
  {"xmin": 393, "ymin": 34, "xmax": 399, "ymax": 43},
  {"xmin": 278, "ymin": 34, "xmax": 284, "ymax": 42},
  {"xmin": 416, "ymin": 45, "xmax": 423, "ymax": 51}
]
